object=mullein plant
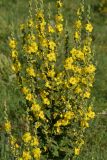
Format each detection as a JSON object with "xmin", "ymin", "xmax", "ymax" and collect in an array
[{"xmin": 5, "ymin": 0, "xmax": 96, "ymax": 159}]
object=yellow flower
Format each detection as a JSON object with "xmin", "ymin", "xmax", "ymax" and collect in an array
[
  {"xmin": 81, "ymin": 78, "xmax": 87, "ymax": 84},
  {"xmin": 26, "ymin": 93, "xmax": 33, "ymax": 101},
  {"xmin": 80, "ymin": 120, "xmax": 89, "ymax": 128},
  {"xmin": 45, "ymin": 81, "xmax": 52, "ymax": 88},
  {"xmin": 83, "ymin": 45, "xmax": 91, "ymax": 53},
  {"xmin": 47, "ymin": 52, "xmax": 56, "ymax": 62},
  {"xmin": 11, "ymin": 65, "xmax": 16, "ymax": 72},
  {"xmin": 26, "ymin": 34, "xmax": 36, "ymax": 41},
  {"xmin": 66, "ymin": 103, "xmax": 72, "ymax": 109},
  {"xmin": 10, "ymin": 136, "xmax": 16, "ymax": 146},
  {"xmin": 85, "ymin": 64, "xmax": 96, "ymax": 74},
  {"xmin": 87, "ymin": 106, "xmax": 95, "ymax": 119},
  {"xmin": 47, "ymin": 70, "xmax": 55, "ymax": 78},
  {"xmin": 56, "ymin": 23, "xmax": 63, "ymax": 32},
  {"xmin": 75, "ymin": 20, "xmax": 82, "ymax": 29},
  {"xmin": 36, "ymin": 11, "xmax": 44, "ymax": 19},
  {"xmin": 48, "ymin": 41, "xmax": 56, "ymax": 50},
  {"xmin": 22, "ymin": 132, "xmax": 32, "ymax": 143},
  {"xmin": 41, "ymin": 39, "xmax": 48, "ymax": 48},
  {"xmin": 56, "ymin": 127, "xmax": 61, "ymax": 133},
  {"xmin": 83, "ymin": 91, "xmax": 90, "ymax": 98},
  {"xmin": 61, "ymin": 119, "xmax": 69, "ymax": 126},
  {"xmin": 75, "ymin": 86, "xmax": 82, "ymax": 94},
  {"xmin": 85, "ymin": 23, "xmax": 93, "ymax": 32},
  {"xmin": 56, "ymin": 0, "xmax": 63, "ymax": 8},
  {"xmin": 26, "ymin": 67, "xmax": 36, "ymax": 77},
  {"xmin": 11, "ymin": 61, "xmax": 21, "ymax": 73},
  {"xmin": 41, "ymin": 91, "xmax": 49, "ymax": 98},
  {"xmin": 9, "ymin": 39, "xmax": 16, "ymax": 49},
  {"xmin": 22, "ymin": 151, "xmax": 31, "ymax": 160},
  {"xmin": 39, "ymin": 21, "xmax": 46, "ymax": 32},
  {"xmin": 70, "ymin": 48, "xmax": 84, "ymax": 60},
  {"xmin": 64, "ymin": 57, "xmax": 73, "ymax": 70},
  {"xmin": 32, "ymin": 148, "xmax": 41, "ymax": 160},
  {"xmin": 64, "ymin": 111, "xmax": 74, "ymax": 120},
  {"xmin": 74, "ymin": 31, "xmax": 80, "ymax": 40},
  {"xmin": 76, "ymin": 50, "xmax": 84, "ymax": 60},
  {"xmin": 15, "ymin": 143, "xmax": 19, "ymax": 149},
  {"xmin": 21, "ymin": 87, "xmax": 29, "ymax": 95},
  {"xmin": 74, "ymin": 66, "xmax": 82, "ymax": 74},
  {"xmin": 39, "ymin": 111, "xmax": 45, "ymax": 120},
  {"xmin": 4, "ymin": 121, "xmax": 11, "ymax": 133},
  {"xmin": 69, "ymin": 77, "xmax": 79, "ymax": 85},
  {"xmin": 70, "ymin": 48, "xmax": 77, "ymax": 55},
  {"xmin": 24, "ymin": 42, "xmax": 38, "ymax": 54},
  {"xmin": 74, "ymin": 147, "xmax": 80, "ymax": 155},
  {"xmin": 43, "ymin": 97, "xmax": 50, "ymax": 105},
  {"xmin": 31, "ymin": 137, "xmax": 39, "ymax": 147},
  {"xmin": 31, "ymin": 103, "xmax": 41, "ymax": 112},
  {"xmin": 11, "ymin": 50, "xmax": 18, "ymax": 58},
  {"xmin": 55, "ymin": 76, "xmax": 62, "ymax": 85},
  {"xmin": 48, "ymin": 25, "xmax": 55, "ymax": 33},
  {"xmin": 28, "ymin": 19, "xmax": 34, "ymax": 28},
  {"xmin": 54, "ymin": 120, "xmax": 62, "ymax": 127},
  {"xmin": 55, "ymin": 14, "xmax": 63, "ymax": 22}
]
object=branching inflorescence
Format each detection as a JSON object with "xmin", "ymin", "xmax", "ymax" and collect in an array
[{"xmin": 5, "ymin": 0, "xmax": 96, "ymax": 159}]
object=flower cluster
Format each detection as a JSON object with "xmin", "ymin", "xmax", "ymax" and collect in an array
[{"xmin": 6, "ymin": 0, "xmax": 96, "ymax": 159}]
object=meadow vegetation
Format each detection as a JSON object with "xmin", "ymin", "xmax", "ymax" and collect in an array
[{"xmin": 0, "ymin": 0, "xmax": 107, "ymax": 159}]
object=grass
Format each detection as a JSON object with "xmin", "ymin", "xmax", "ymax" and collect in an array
[{"xmin": 0, "ymin": 0, "xmax": 107, "ymax": 159}]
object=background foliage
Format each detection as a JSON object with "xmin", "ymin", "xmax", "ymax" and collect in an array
[{"xmin": 0, "ymin": 0, "xmax": 107, "ymax": 159}]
